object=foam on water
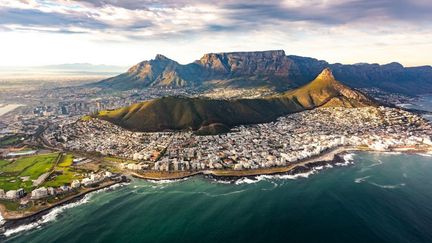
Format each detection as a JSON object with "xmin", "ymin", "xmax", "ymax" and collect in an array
[
  {"xmin": 368, "ymin": 159, "xmax": 384, "ymax": 168},
  {"xmin": 383, "ymin": 152, "xmax": 402, "ymax": 155},
  {"xmin": 0, "ymin": 213, "xmax": 4, "ymax": 227},
  {"xmin": 231, "ymin": 153, "xmax": 359, "ymax": 185},
  {"xmin": 3, "ymin": 194, "xmax": 92, "ymax": 237},
  {"xmin": 315, "ymin": 166, "xmax": 324, "ymax": 170},
  {"xmin": 2, "ymin": 183, "xmax": 127, "ymax": 238},
  {"xmin": 148, "ymin": 178, "xmax": 189, "ymax": 184},
  {"xmin": 233, "ymin": 169, "xmax": 317, "ymax": 185},
  {"xmin": 354, "ymin": 176, "xmax": 371, "ymax": 183},
  {"xmin": 369, "ymin": 182, "xmax": 406, "ymax": 189},
  {"xmin": 417, "ymin": 153, "xmax": 432, "ymax": 157},
  {"xmin": 335, "ymin": 153, "xmax": 356, "ymax": 166}
]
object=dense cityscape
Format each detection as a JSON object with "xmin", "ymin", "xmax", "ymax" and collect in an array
[{"xmin": 44, "ymin": 106, "xmax": 432, "ymax": 173}]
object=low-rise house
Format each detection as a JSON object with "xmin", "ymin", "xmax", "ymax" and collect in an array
[
  {"xmin": 6, "ymin": 188, "xmax": 25, "ymax": 200},
  {"xmin": 31, "ymin": 187, "xmax": 49, "ymax": 200},
  {"xmin": 71, "ymin": 180, "xmax": 81, "ymax": 189}
]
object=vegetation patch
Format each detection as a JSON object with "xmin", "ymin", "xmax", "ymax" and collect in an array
[
  {"xmin": 0, "ymin": 135, "xmax": 23, "ymax": 147},
  {"xmin": 0, "ymin": 153, "xmax": 59, "ymax": 191},
  {"xmin": 0, "ymin": 159, "xmax": 11, "ymax": 167},
  {"xmin": 58, "ymin": 154, "xmax": 73, "ymax": 167},
  {"xmin": 43, "ymin": 153, "xmax": 82, "ymax": 187}
]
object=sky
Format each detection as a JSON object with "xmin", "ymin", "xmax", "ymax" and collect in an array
[{"xmin": 0, "ymin": 0, "xmax": 431, "ymax": 67}]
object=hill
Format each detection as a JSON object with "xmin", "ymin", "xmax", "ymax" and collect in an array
[
  {"xmin": 93, "ymin": 50, "xmax": 432, "ymax": 95},
  {"xmin": 95, "ymin": 68, "xmax": 376, "ymax": 134}
]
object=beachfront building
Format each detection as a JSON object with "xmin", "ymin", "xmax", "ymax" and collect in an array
[
  {"xmin": 71, "ymin": 180, "xmax": 81, "ymax": 189},
  {"xmin": 5, "ymin": 188, "xmax": 25, "ymax": 200},
  {"xmin": 31, "ymin": 187, "xmax": 49, "ymax": 199}
]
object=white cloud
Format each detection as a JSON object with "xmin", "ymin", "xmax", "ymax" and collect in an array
[{"xmin": 0, "ymin": 0, "xmax": 430, "ymax": 66}]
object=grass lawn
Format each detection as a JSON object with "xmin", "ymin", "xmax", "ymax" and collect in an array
[
  {"xmin": 0, "ymin": 177, "xmax": 33, "ymax": 191},
  {"xmin": 43, "ymin": 169, "xmax": 79, "ymax": 187},
  {"xmin": 0, "ymin": 159, "xmax": 11, "ymax": 167},
  {"xmin": 58, "ymin": 154, "xmax": 73, "ymax": 167},
  {"xmin": 43, "ymin": 153, "xmax": 82, "ymax": 187},
  {"xmin": 0, "ymin": 153, "xmax": 59, "ymax": 191},
  {"xmin": 1, "ymin": 153, "xmax": 59, "ymax": 176}
]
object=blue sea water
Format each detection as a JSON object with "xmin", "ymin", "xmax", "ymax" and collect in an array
[
  {"xmin": 399, "ymin": 94, "xmax": 432, "ymax": 121},
  {"xmin": 4, "ymin": 152, "xmax": 432, "ymax": 243}
]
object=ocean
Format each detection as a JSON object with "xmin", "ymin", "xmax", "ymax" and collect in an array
[
  {"xmin": 4, "ymin": 152, "xmax": 432, "ymax": 243},
  {"xmin": 398, "ymin": 94, "xmax": 432, "ymax": 121}
]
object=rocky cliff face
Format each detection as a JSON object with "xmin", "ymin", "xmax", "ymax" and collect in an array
[
  {"xmin": 95, "ymin": 50, "xmax": 432, "ymax": 95},
  {"xmin": 196, "ymin": 50, "xmax": 293, "ymax": 75}
]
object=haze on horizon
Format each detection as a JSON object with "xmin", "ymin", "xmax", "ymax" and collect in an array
[{"xmin": 0, "ymin": 0, "xmax": 431, "ymax": 68}]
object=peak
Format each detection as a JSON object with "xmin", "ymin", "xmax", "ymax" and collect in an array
[
  {"xmin": 154, "ymin": 54, "xmax": 171, "ymax": 61},
  {"xmin": 383, "ymin": 62, "xmax": 403, "ymax": 69},
  {"xmin": 316, "ymin": 68, "xmax": 335, "ymax": 81}
]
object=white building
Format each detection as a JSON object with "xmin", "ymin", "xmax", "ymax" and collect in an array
[
  {"xmin": 71, "ymin": 180, "xmax": 81, "ymax": 189},
  {"xmin": 31, "ymin": 187, "xmax": 49, "ymax": 199},
  {"xmin": 6, "ymin": 188, "xmax": 25, "ymax": 200}
]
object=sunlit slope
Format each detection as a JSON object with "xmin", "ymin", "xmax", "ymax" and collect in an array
[
  {"xmin": 283, "ymin": 68, "xmax": 374, "ymax": 108},
  {"xmin": 96, "ymin": 68, "xmax": 376, "ymax": 133}
]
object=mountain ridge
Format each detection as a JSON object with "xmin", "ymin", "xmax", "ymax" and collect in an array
[
  {"xmin": 95, "ymin": 68, "xmax": 376, "ymax": 134},
  {"xmin": 93, "ymin": 50, "xmax": 432, "ymax": 95}
]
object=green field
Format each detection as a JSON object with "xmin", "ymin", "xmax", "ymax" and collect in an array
[
  {"xmin": 0, "ymin": 152, "xmax": 86, "ymax": 191},
  {"xmin": 1, "ymin": 153, "xmax": 58, "ymax": 176},
  {"xmin": 0, "ymin": 135, "xmax": 23, "ymax": 147},
  {"xmin": 43, "ymin": 153, "xmax": 82, "ymax": 188},
  {"xmin": 0, "ymin": 159, "xmax": 10, "ymax": 167},
  {"xmin": 42, "ymin": 169, "xmax": 79, "ymax": 187},
  {"xmin": 58, "ymin": 154, "xmax": 73, "ymax": 167},
  {"xmin": 0, "ymin": 153, "xmax": 59, "ymax": 191}
]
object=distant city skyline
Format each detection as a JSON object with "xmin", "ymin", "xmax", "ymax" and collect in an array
[{"xmin": 0, "ymin": 0, "xmax": 431, "ymax": 67}]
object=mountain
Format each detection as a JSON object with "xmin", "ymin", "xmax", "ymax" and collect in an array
[
  {"xmin": 283, "ymin": 68, "xmax": 373, "ymax": 108},
  {"xmin": 95, "ymin": 68, "xmax": 376, "ymax": 134},
  {"xmin": 95, "ymin": 50, "xmax": 306, "ymax": 90},
  {"xmin": 93, "ymin": 50, "xmax": 432, "ymax": 95}
]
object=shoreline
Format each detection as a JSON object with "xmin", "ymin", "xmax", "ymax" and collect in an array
[
  {"xmin": 130, "ymin": 146, "xmax": 354, "ymax": 181},
  {"xmin": 0, "ymin": 180, "xmax": 125, "ymax": 234},
  {"xmin": 131, "ymin": 145, "xmax": 432, "ymax": 181},
  {"xmin": 1, "ymin": 146, "xmax": 430, "ymax": 236}
]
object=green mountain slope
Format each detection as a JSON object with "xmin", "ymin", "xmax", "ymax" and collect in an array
[{"xmin": 95, "ymin": 68, "xmax": 376, "ymax": 133}]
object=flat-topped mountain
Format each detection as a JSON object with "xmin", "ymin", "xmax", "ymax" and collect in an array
[
  {"xmin": 94, "ymin": 50, "xmax": 432, "ymax": 95},
  {"xmin": 95, "ymin": 68, "xmax": 376, "ymax": 134}
]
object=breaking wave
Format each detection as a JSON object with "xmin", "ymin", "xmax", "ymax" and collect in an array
[
  {"xmin": 2, "ymin": 194, "xmax": 92, "ymax": 237},
  {"xmin": 233, "ymin": 170, "xmax": 317, "ymax": 185},
  {"xmin": 417, "ymin": 153, "xmax": 432, "ymax": 157},
  {"xmin": 147, "ymin": 178, "xmax": 189, "ymax": 184},
  {"xmin": 2, "ymin": 183, "xmax": 127, "ymax": 238},
  {"xmin": 335, "ymin": 153, "xmax": 356, "ymax": 166}
]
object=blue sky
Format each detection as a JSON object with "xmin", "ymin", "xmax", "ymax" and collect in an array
[{"xmin": 0, "ymin": 0, "xmax": 431, "ymax": 67}]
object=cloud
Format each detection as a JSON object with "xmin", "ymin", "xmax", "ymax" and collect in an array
[
  {"xmin": 0, "ymin": 0, "xmax": 431, "ymax": 37},
  {"xmin": 0, "ymin": 7, "xmax": 108, "ymax": 33},
  {"xmin": 0, "ymin": 0, "xmax": 431, "ymax": 66}
]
